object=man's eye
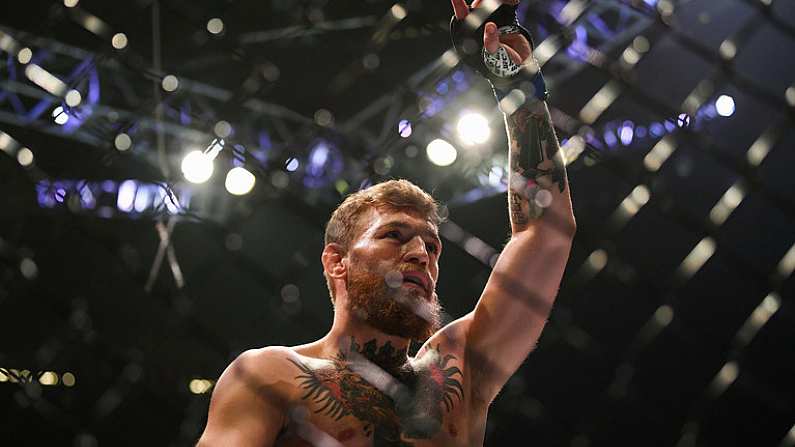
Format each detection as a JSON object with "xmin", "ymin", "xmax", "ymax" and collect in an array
[
  {"xmin": 426, "ymin": 242, "xmax": 438, "ymax": 253},
  {"xmin": 386, "ymin": 231, "xmax": 400, "ymax": 239}
]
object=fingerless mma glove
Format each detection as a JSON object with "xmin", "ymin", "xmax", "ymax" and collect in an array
[{"xmin": 450, "ymin": 3, "xmax": 548, "ymax": 103}]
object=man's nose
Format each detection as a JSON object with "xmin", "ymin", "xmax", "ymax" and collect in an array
[{"xmin": 404, "ymin": 236, "xmax": 429, "ymax": 265}]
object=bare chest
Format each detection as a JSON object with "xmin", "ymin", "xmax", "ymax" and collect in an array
[{"xmin": 275, "ymin": 350, "xmax": 480, "ymax": 446}]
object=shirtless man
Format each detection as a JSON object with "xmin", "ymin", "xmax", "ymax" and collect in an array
[{"xmin": 198, "ymin": 1, "xmax": 575, "ymax": 445}]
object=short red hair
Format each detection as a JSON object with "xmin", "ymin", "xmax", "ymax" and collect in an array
[{"xmin": 324, "ymin": 179, "xmax": 442, "ymax": 302}]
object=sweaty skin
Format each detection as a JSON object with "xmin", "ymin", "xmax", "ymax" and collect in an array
[{"xmin": 198, "ymin": 1, "xmax": 574, "ymax": 446}]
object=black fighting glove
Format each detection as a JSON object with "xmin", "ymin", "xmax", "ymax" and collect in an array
[{"xmin": 450, "ymin": 3, "xmax": 548, "ymax": 103}]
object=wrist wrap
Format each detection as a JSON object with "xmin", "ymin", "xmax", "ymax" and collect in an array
[{"xmin": 450, "ymin": 4, "xmax": 548, "ymax": 103}]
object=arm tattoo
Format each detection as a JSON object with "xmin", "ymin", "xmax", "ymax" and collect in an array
[{"xmin": 506, "ymin": 103, "xmax": 567, "ymax": 227}]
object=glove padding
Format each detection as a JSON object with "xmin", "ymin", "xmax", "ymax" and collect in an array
[{"xmin": 450, "ymin": 3, "xmax": 548, "ymax": 102}]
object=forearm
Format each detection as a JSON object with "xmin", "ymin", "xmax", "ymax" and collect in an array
[{"xmin": 505, "ymin": 100, "xmax": 575, "ymax": 238}]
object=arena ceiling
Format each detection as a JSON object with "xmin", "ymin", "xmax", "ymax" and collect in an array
[{"xmin": 1, "ymin": 0, "xmax": 794, "ymax": 445}]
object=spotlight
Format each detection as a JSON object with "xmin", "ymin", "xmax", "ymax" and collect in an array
[
  {"xmin": 225, "ymin": 167, "xmax": 256, "ymax": 195},
  {"xmin": 181, "ymin": 150, "xmax": 214, "ymax": 184},
  {"xmin": 52, "ymin": 106, "xmax": 69, "ymax": 125},
  {"xmin": 207, "ymin": 18, "xmax": 224, "ymax": 35},
  {"xmin": 426, "ymin": 139, "xmax": 457, "ymax": 166},
  {"xmin": 715, "ymin": 95, "xmax": 735, "ymax": 117},
  {"xmin": 456, "ymin": 112, "xmax": 490, "ymax": 145},
  {"xmin": 398, "ymin": 119, "xmax": 412, "ymax": 138}
]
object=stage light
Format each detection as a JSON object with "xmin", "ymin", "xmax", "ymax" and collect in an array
[
  {"xmin": 715, "ymin": 95, "xmax": 735, "ymax": 117},
  {"xmin": 181, "ymin": 151, "xmax": 214, "ymax": 184},
  {"xmin": 27, "ymin": 64, "xmax": 67, "ymax": 96},
  {"xmin": 20, "ymin": 258, "xmax": 38, "ymax": 280},
  {"xmin": 111, "ymin": 33, "xmax": 128, "ymax": 50},
  {"xmin": 225, "ymin": 167, "xmax": 256, "ymax": 195},
  {"xmin": 117, "ymin": 180, "xmax": 137, "ymax": 212},
  {"xmin": 65, "ymin": 89, "xmax": 82, "ymax": 107},
  {"xmin": 62, "ymin": 372, "xmax": 76, "ymax": 387},
  {"xmin": 214, "ymin": 120, "xmax": 232, "ymax": 138},
  {"xmin": 390, "ymin": 4, "xmax": 407, "ymax": 20},
  {"xmin": 39, "ymin": 371, "xmax": 59, "ymax": 386},
  {"xmin": 114, "ymin": 133, "xmax": 132, "ymax": 151},
  {"xmin": 618, "ymin": 121, "xmax": 634, "ymax": 145},
  {"xmin": 189, "ymin": 379, "xmax": 214, "ymax": 394},
  {"xmin": 426, "ymin": 139, "xmax": 457, "ymax": 166},
  {"xmin": 52, "ymin": 106, "xmax": 69, "ymax": 125},
  {"xmin": 17, "ymin": 47, "xmax": 32, "ymax": 64},
  {"xmin": 133, "ymin": 185, "xmax": 151, "ymax": 212},
  {"xmin": 786, "ymin": 86, "xmax": 795, "ymax": 107},
  {"xmin": 285, "ymin": 158, "xmax": 299, "ymax": 172},
  {"xmin": 649, "ymin": 122, "xmax": 665, "ymax": 137},
  {"xmin": 456, "ymin": 112, "xmax": 490, "ymax": 145},
  {"xmin": 64, "ymin": 0, "xmax": 79, "ymax": 7},
  {"xmin": 398, "ymin": 119, "xmax": 412, "ymax": 138},
  {"xmin": 162, "ymin": 75, "xmax": 179, "ymax": 92},
  {"xmin": 207, "ymin": 18, "xmax": 224, "ymax": 35},
  {"xmin": 17, "ymin": 147, "xmax": 34, "ymax": 166}
]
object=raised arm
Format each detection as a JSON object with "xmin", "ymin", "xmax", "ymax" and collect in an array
[
  {"xmin": 198, "ymin": 348, "xmax": 287, "ymax": 446},
  {"xmin": 448, "ymin": 0, "xmax": 576, "ymax": 404}
]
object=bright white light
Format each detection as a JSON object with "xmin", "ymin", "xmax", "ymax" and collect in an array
[
  {"xmin": 181, "ymin": 150, "xmax": 214, "ymax": 184},
  {"xmin": 426, "ymin": 139, "xmax": 457, "ymax": 166},
  {"xmin": 111, "ymin": 33, "xmax": 128, "ymax": 50},
  {"xmin": 64, "ymin": 0, "xmax": 79, "ymax": 7},
  {"xmin": 207, "ymin": 18, "xmax": 224, "ymax": 35},
  {"xmin": 117, "ymin": 180, "xmax": 137, "ymax": 212},
  {"xmin": 52, "ymin": 106, "xmax": 69, "ymax": 125},
  {"xmin": 285, "ymin": 158, "xmax": 299, "ymax": 172},
  {"xmin": 456, "ymin": 112, "xmax": 490, "ymax": 145},
  {"xmin": 114, "ymin": 133, "xmax": 132, "ymax": 151},
  {"xmin": 162, "ymin": 75, "xmax": 179, "ymax": 92},
  {"xmin": 390, "ymin": 4, "xmax": 407, "ymax": 20},
  {"xmin": 17, "ymin": 147, "xmax": 34, "ymax": 166},
  {"xmin": 715, "ymin": 95, "xmax": 735, "ymax": 117},
  {"xmin": 17, "ymin": 47, "xmax": 32, "ymax": 64},
  {"xmin": 65, "ymin": 89, "xmax": 82, "ymax": 107},
  {"xmin": 225, "ymin": 167, "xmax": 256, "ymax": 195}
]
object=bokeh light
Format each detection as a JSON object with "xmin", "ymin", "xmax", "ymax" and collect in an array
[
  {"xmin": 225, "ymin": 167, "xmax": 256, "ymax": 195},
  {"xmin": 181, "ymin": 150, "xmax": 214, "ymax": 184},
  {"xmin": 426, "ymin": 139, "xmax": 457, "ymax": 166}
]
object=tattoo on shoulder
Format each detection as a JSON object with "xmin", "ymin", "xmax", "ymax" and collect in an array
[{"xmin": 288, "ymin": 338, "xmax": 464, "ymax": 445}]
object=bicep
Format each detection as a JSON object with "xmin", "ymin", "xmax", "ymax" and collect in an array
[{"xmin": 198, "ymin": 352, "xmax": 286, "ymax": 446}]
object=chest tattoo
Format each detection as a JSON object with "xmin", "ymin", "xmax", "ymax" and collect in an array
[{"xmin": 288, "ymin": 338, "xmax": 463, "ymax": 445}]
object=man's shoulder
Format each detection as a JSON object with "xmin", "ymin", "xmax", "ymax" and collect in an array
[{"xmin": 219, "ymin": 345, "xmax": 303, "ymax": 390}]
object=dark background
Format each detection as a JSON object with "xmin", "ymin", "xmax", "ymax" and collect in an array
[{"xmin": 1, "ymin": 0, "xmax": 794, "ymax": 445}]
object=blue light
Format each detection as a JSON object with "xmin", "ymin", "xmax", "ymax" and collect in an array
[
  {"xmin": 134, "ymin": 185, "xmax": 151, "ymax": 213},
  {"xmin": 604, "ymin": 129, "xmax": 618, "ymax": 148},
  {"xmin": 398, "ymin": 119, "xmax": 412, "ymax": 138},
  {"xmin": 79, "ymin": 184, "xmax": 96, "ymax": 209},
  {"xmin": 117, "ymin": 180, "xmax": 137, "ymax": 212},
  {"xmin": 285, "ymin": 158, "xmax": 299, "ymax": 172},
  {"xmin": 650, "ymin": 122, "xmax": 665, "ymax": 137},
  {"xmin": 635, "ymin": 126, "xmax": 647, "ymax": 138},
  {"xmin": 619, "ymin": 121, "xmax": 635, "ymax": 145},
  {"xmin": 676, "ymin": 113, "xmax": 691, "ymax": 128},
  {"xmin": 308, "ymin": 141, "xmax": 329, "ymax": 175}
]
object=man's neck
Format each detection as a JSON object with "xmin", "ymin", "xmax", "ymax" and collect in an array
[{"xmin": 323, "ymin": 314, "xmax": 412, "ymax": 376}]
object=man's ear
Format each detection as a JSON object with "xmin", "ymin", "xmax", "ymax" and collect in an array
[{"xmin": 321, "ymin": 243, "xmax": 347, "ymax": 280}]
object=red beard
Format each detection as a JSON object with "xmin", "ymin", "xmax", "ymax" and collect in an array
[{"xmin": 346, "ymin": 263, "xmax": 441, "ymax": 341}]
